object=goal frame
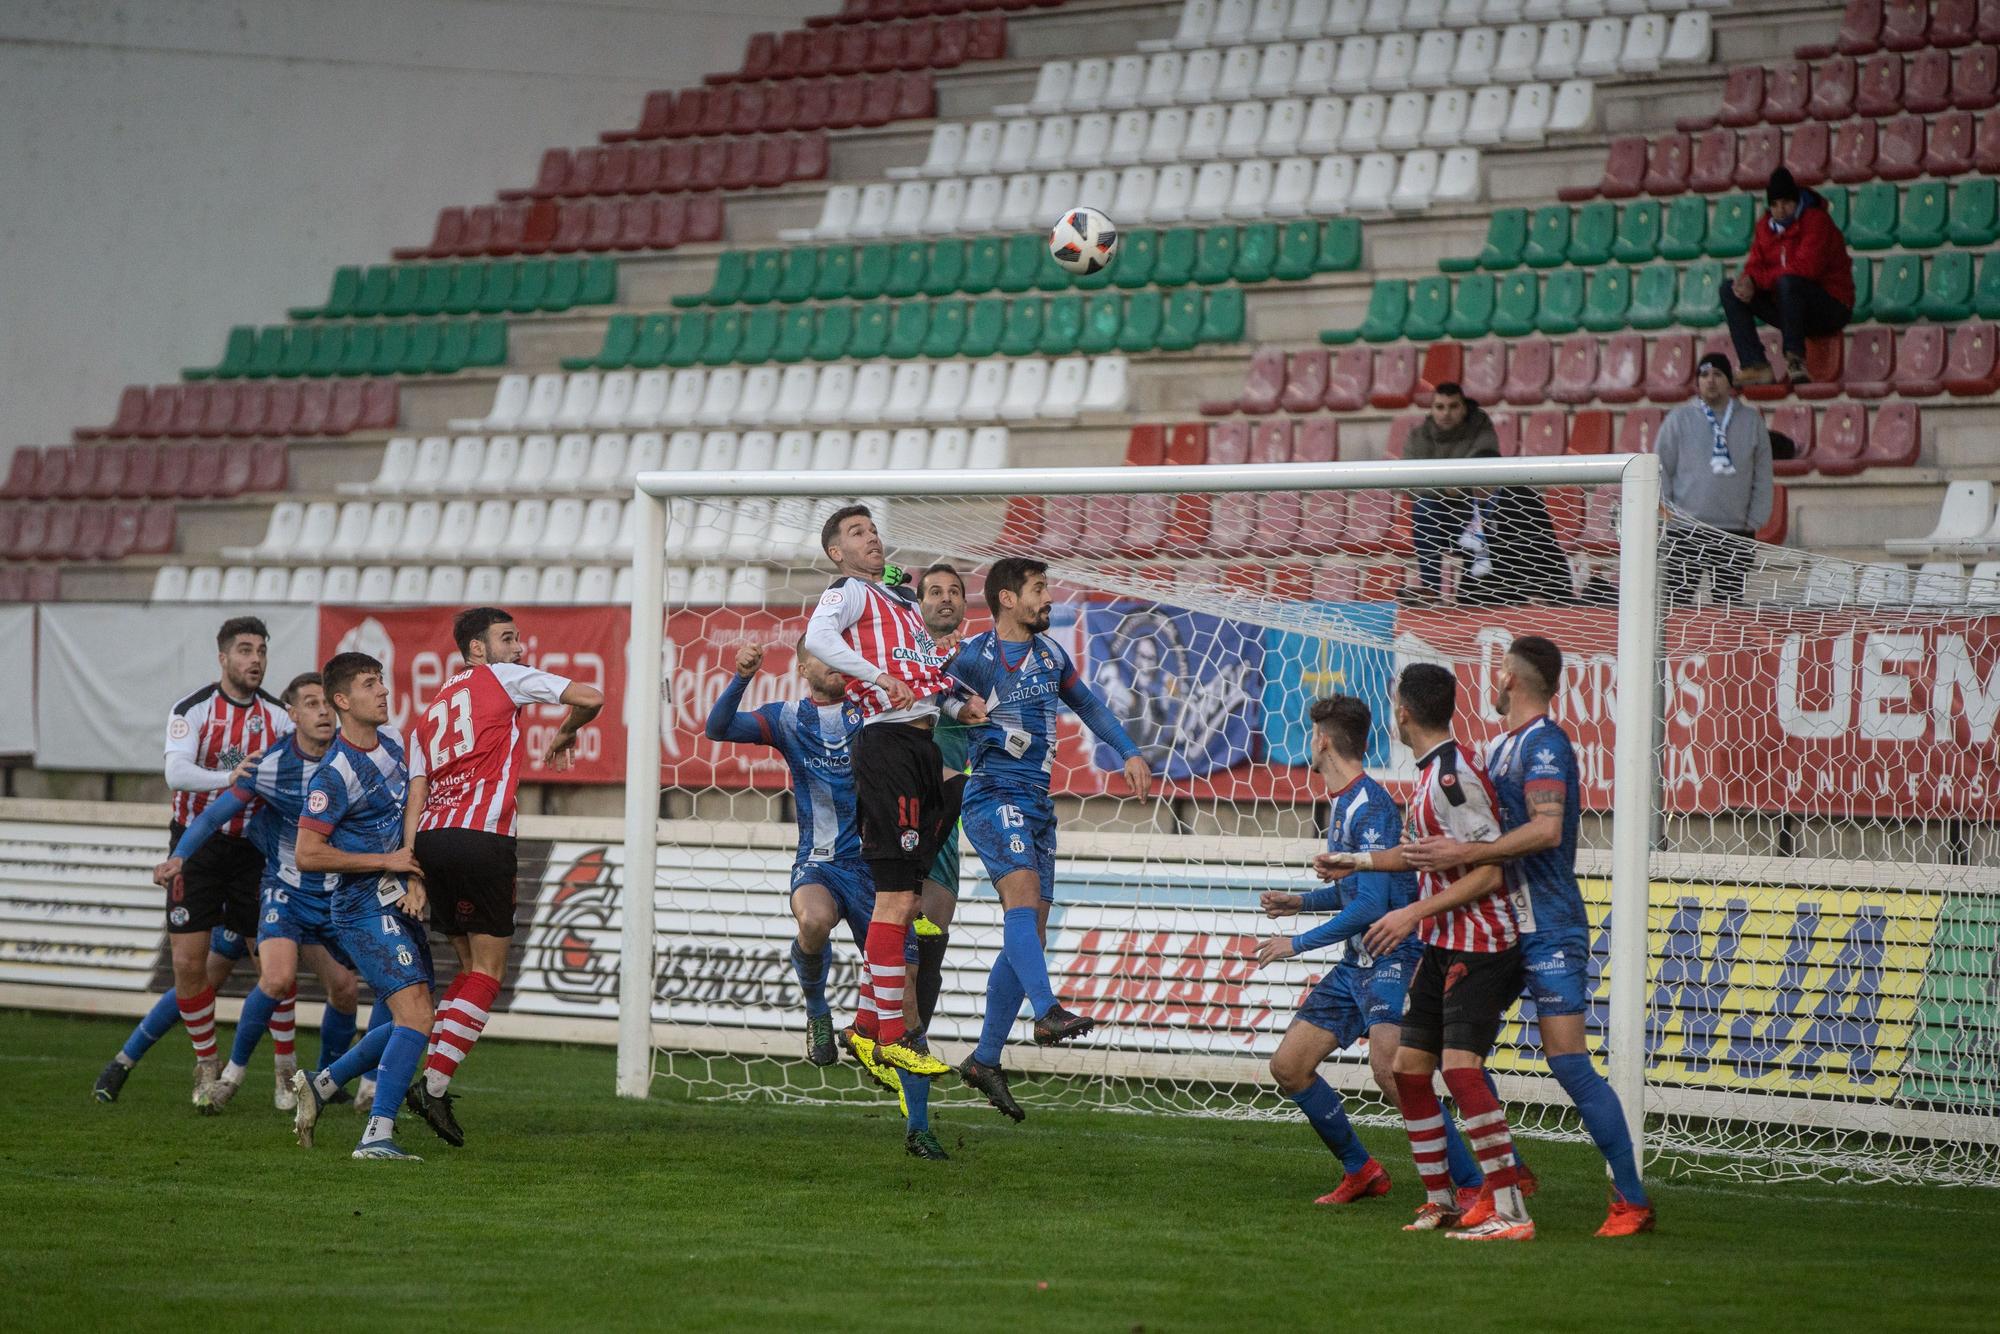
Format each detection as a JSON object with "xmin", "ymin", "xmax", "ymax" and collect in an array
[{"xmin": 618, "ymin": 454, "xmax": 1664, "ymax": 1158}]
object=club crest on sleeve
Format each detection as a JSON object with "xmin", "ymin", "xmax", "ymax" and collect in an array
[
  {"xmin": 306, "ymin": 790, "xmax": 330, "ymax": 815},
  {"xmin": 168, "ymin": 717, "xmax": 190, "ymax": 740},
  {"xmin": 818, "ymin": 588, "xmax": 845, "ymax": 608}
]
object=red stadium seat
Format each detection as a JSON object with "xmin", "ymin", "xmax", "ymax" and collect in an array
[
  {"xmin": 1830, "ymin": 118, "xmax": 1879, "ymax": 183},
  {"xmin": 737, "ymin": 32, "xmax": 777, "ymax": 82},
  {"xmin": 1119, "ymin": 492, "xmax": 1170, "ymax": 554},
  {"xmin": 1323, "ymin": 346, "xmax": 1371, "ymax": 411},
  {"xmin": 1311, "ymin": 563, "xmax": 1359, "ymax": 601},
  {"xmin": 1384, "ymin": 416, "xmax": 1413, "ymax": 459},
  {"xmin": 1880, "ymin": 0, "xmax": 1929, "ymax": 50},
  {"xmin": 1689, "ymin": 128, "xmax": 1738, "ymax": 193},
  {"xmin": 135, "ymin": 502, "xmax": 177, "ymax": 555},
  {"xmin": 998, "ymin": 495, "xmax": 1043, "ymax": 545},
  {"xmin": 226, "ymin": 382, "xmax": 268, "ymax": 436},
  {"xmin": 1125, "ymin": 424, "xmax": 1165, "ymax": 466},
  {"xmin": 1294, "ymin": 417, "xmax": 1338, "ymax": 463},
  {"xmin": 606, "ymin": 90, "xmax": 673, "ymax": 143},
  {"xmin": 1764, "ymin": 61, "xmax": 1810, "ymax": 122},
  {"xmin": 934, "ymin": 17, "xmax": 971, "ymax": 67},
  {"xmin": 595, "ymin": 144, "xmax": 633, "ymax": 195},
  {"xmin": 216, "ymin": 441, "xmax": 254, "ymax": 498},
  {"xmin": 1855, "ymin": 51, "xmax": 1905, "ymax": 116},
  {"xmin": 249, "ymin": 441, "xmax": 288, "ymax": 492},
  {"xmin": 865, "ymin": 23, "xmax": 904, "ymax": 74},
  {"xmin": 521, "ymin": 199, "xmax": 561, "ymax": 254},
  {"xmin": 684, "ymin": 194, "xmax": 725, "ymax": 243},
  {"xmin": 1548, "ymin": 334, "xmax": 1598, "ymax": 405},
  {"xmin": 1978, "ymin": 106, "xmax": 2000, "ymax": 170},
  {"xmin": 1862, "ymin": 401, "xmax": 1920, "ymax": 467},
  {"xmin": 794, "ymin": 132, "xmax": 830, "ymax": 181},
  {"xmin": 1716, "ymin": 66, "xmax": 1764, "ymax": 127},
  {"xmin": 521, "ymin": 148, "xmax": 571, "ymax": 198},
  {"xmin": 394, "ymin": 207, "xmax": 458, "ymax": 260},
  {"xmin": 1615, "ymin": 406, "xmax": 1664, "ymax": 454},
  {"xmin": 173, "ymin": 385, "xmax": 212, "ymax": 437},
  {"xmin": 1416, "ymin": 342, "xmax": 1462, "ymax": 406},
  {"xmin": 1250, "ymin": 493, "xmax": 1305, "ymax": 557},
  {"xmin": 625, "ymin": 143, "xmax": 663, "ymax": 194},
  {"xmin": 863, "ymin": 74, "xmax": 903, "ymax": 127},
  {"xmin": 134, "ymin": 388, "xmax": 177, "ymax": 439},
  {"xmin": 823, "ymin": 77, "xmax": 863, "ymax": 129},
  {"xmin": 1983, "ymin": 0, "xmax": 2000, "ymax": 42},
  {"xmin": 200, "ymin": 384, "xmax": 240, "ymax": 436},
  {"xmin": 794, "ymin": 78, "xmax": 832, "ymax": 131},
  {"xmin": 77, "ymin": 385, "xmax": 148, "ymax": 441},
  {"xmin": 1039, "ymin": 494, "xmax": 1085, "ymax": 556},
  {"xmin": 572, "ymin": 199, "xmax": 621, "ymax": 251},
  {"xmin": 293, "ymin": 381, "xmax": 332, "ymax": 436},
  {"xmin": 1830, "ymin": 0, "xmax": 1885, "ymax": 55},
  {"xmin": 901, "ymin": 20, "xmax": 938, "ymax": 71},
  {"xmin": 1490, "ymin": 411, "xmax": 1518, "ymax": 457},
  {"xmin": 1945, "ymin": 322, "xmax": 2000, "ymax": 394},
  {"xmin": 1592, "ymin": 334, "xmax": 1645, "ymax": 404},
  {"xmin": 1337, "ymin": 492, "xmax": 1407, "ymax": 553},
  {"xmin": 1796, "ymin": 335, "xmax": 1846, "ymax": 400},
  {"xmin": 1166, "ymin": 422, "xmax": 1208, "ymax": 465},
  {"xmin": 1926, "ymin": 110, "xmax": 1975, "ymax": 175},
  {"xmin": 1934, "ymin": 0, "xmax": 1978, "ymax": 45},
  {"xmin": 968, "ymin": 15, "xmax": 1007, "ymax": 61},
  {"xmin": 1643, "ymin": 132, "xmax": 1692, "ymax": 195},
  {"xmin": 151, "ymin": 442, "xmax": 190, "ymax": 497},
  {"xmin": 1, "ymin": 448, "xmax": 37, "ymax": 500},
  {"xmin": 41, "ymin": 505, "xmax": 78, "ymax": 561},
  {"xmin": 754, "ymin": 137, "xmax": 793, "ymax": 190},
  {"xmin": 1544, "ymin": 486, "xmax": 1585, "ymax": 548},
  {"xmin": 1519, "ymin": 410, "xmax": 1565, "ymax": 456},
  {"xmin": 1893, "ymin": 325, "xmax": 1947, "ymax": 397},
  {"xmin": 722, "ymin": 138, "xmax": 761, "ymax": 192},
  {"xmin": 1076, "ymin": 494, "xmax": 1127, "ymax": 557},
  {"xmin": 1734, "ymin": 126, "xmax": 1782, "ymax": 190},
  {"xmin": 660, "ymin": 89, "xmax": 701, "ymax": 139},
  {"xmin": 614, "ymin": 199, "xmax": 653, "ymax": 250},
  {"xmin": 8, "ymin": 506, "xmax": 46, "ymax": 560},
  {"xmin": 1954, "ymin": 44, "xmax": 1999, "ymax": 109},
  {"xmin": 122, "ymin": 442, "xmax": 160, "ymax": 498},
  {"xmin": 1368, "ymin": 346, "xmax": 1419, "ymax": 409},
  {"xmin": 803, "ymin": 28, "xmax": 839, "ymax": 76},
  {"xmin": 1279, "ymin": 349, "xmax": 1330, "ymax": 413},
  {"xmin": 40, "ymin": 446, "xmax": 77, "ymax": 499},
  {"xmin": 729, "ymin": 85, "xmax": 767, "ymax": 137},
  {"xmin": 70, "ymin": 504, "xmax": 113, "ymax": 561},
  {"xmin": 1568, "ymin": 409, "xmax": 1612, "ymax": 454},
  {"xmin": 1645, "ymin": 334, "xmax": 1695, "ymax": 402},
  {"xmin": 1907, "ymin": 49, "xmax": 1954, "ymax": 113},
  {"xmin": 1213, "ymin": 347, "xmax": 1283, "ymax": 415},
  {"xmin": 1460, "ymin": 339, "xmax": 1506, "ymax": 404},
  {"xmin": 696, "ymin": 87, "xmax": 732, "ymax": 137},
  {"xmin": 690, "ymin": 141, "xmax": 727, "ymax": 192},
  {"xmin": 1876, "ymin": 115, "xmax": 1925, "ymax": 179},
  {"xmin": 1768, "ymin": 403, "xmax": 1817, "ymax": 475},
  {"xmin": 484, "ymin": 204, "xmax": 524, "ymax": 256},
  {"xmin": 1208, "ymin": 493, "xmax": 1257, "ymax": 555},
  {"xmin": 1169, "ymin": 493, "xmax": 1211, "ymax": 549},
  {"xmin": 1809, "ymin": 56, "xmax": 1857, "ymax": 120},
  {"xmin": 263, "ymin": 382, "xmax": 303, "ymax": 437},
  {"xmin": 1502, "ymin": 337, "xmax": 1553, "ymax": 406},
  {"xmin": 181, "ymin": 441, "xmax": 221, "ymax": 498},
  {"xmin": 1786, "ymin": 121, "xmax": 1831, "ymax": 185},
  {"xmin": 1252, "ymin": 418, "xmax": 1293, "ymax": 463},
  {"xmin": 1564, "ymin": 136, "xmax": 1644, "ymax": 201},
  {"xmin": 86, "ymin": 443, "xmax": 126, "ymax": 499},
  {"xmin": 1815, "ymin": 402, "xmax": 1868, "ymax": 474},
  {"xmin": 1208, "ymin": 420, "xmax": 1251, "ymax": 465},
  {"xmin": 100, "ymin": 503, "xmax": 141, "ymax": 561}
]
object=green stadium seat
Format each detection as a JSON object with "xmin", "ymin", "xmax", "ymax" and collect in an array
[
  {"xmin": 1317, "ymin": 218, "xmax": 1361, "ymax": 272},
  {"xmin": 963, "ymin": 237, "xmax": 1004, "ymax": 294},
  {"xmin": 810, "ymin": 305, "xmax": 854, "ymax": 362},
  {"xmin": 1872, "ymin": 255, "xmax": 1923, "ymax": 322},
  {"xmin": 1950, "ymin": 179, "xmax": 1999, "ymax": 247},
  {"xmin": 1706, "ymin": 196, "xmax": 1755, "ymax": 259},
  {"xmin": 1274, "ymin": 221, "xmax": 1319, "ymax": 280},
  {"xmin": 847, "ymin": 303, "xmax": 890, "ymax": 360},
  {"xmin": 1819, "ymin": 185, "xmax": 1848, "ymax": 234},
  {"xmin": 1118, "ymin": 290, "xmax": 1163, "ymax": 351},
  {"xmin": 300, "ymin": 325, "xmax": 344, "ymax": 378},
  {"xmin": 1581, "ymin": 267, "xmax": 1631, "ymax": 333},
  {"xmin": 337, "ymin": 324, "xmax": 378, "ymax": 377},
  {"xmin": 740, "ymin": 307, "xmax": 781, "ymax": 362},
  {"xmin": 772, "ymin": 308, "xmax": 815, "ymax": 363},
  {"xmin": 443, "ymin": 262, "xmax": 487, "ymax": 317},
  {"xmin": 1847, "ymin": 182, "xmax": 1899, "ymax": 250},
  {"xmin": 1659, "ymin": 195, "xmax": 1708, "ymax": 261},
  {"xmin": 278, "ymin": 325, "xmax": 317, "ymax": 377},
  {"xmin": 887, "ymin": 301, "xmax": 930, "ymax": 357},
  {"xmin": 569, "ymin": 315, "xmax": 635, "ymax": 371},
  {"xmin": 366, "ymin": 322, "xmax": 405, "ymax": 376},
  {"xmin": 188, "ymin": 327, "xmax": 257, "ymax": 381},
  {"xmin": 996, "ymin": 236, "xmax": 1042, "ymax": 294},
  {"xmin": 541, "ymin": 258, "xmax": 582, "ymax": 313},
  {"xmin": 1919, "ymin": 251, "xmax": 1974, "ymax": 322},
  {"xmin": 923, "ymin": 299, "xmax": 966, "ymax": 358},
  {"xmin": 631, "ymin": 313, "xmax": 675, "ymax": 368},
  {"xmin": 814, "ymin": 247, "xmax": 855, "ymax": 301},
  {"xmin": 1536, "ymin": 269, "xmax": 1585, "ymax": 335},
  {"xmin": 1674, "ymin": 261, "xmax": 1724, "ymax": 327},
  {"xmin": 1522, "ymin": 205, "xmax": 1571, "ymax": 269},
  {"xmin": 1569, "ymin": 203, "xmax": 1617, "ymax": 267},
  {"xmin": 775, "ymin": 249, "xmax": 819, "ymax": 303},
  {"xmin": 1898, "ymin": 182, "xmax": 1949, "ymax": 250},
  {"xmin": 999, "ymin": 298, "xmax": 1043, "ymax": 356},
  {"xmin": 740, "ymin": 250, "xmax": 784, "ymax": 305},
  {"xmin": 850, "ymin": 244, "xmax": 895, "ymax": 302},
  {"xmin": 1445, "ymin": 273, "xmax": 1494, "ymax": 339},
  {"xmin": 1977, "ymin": 252, "xmax": 2000, "ymax": 320},
  {"xmin": 1194, "ymin": 227, "xmax": 1239, "ymax": 285},
  {"xmin": 1491, "ymin": 272, "xmax": 1539, "ymax": 337},
  {"xmin": 886, "ymin": 243, "xmax": 929, "ymax": 299},
  {"xmin": 510, "ymin": 261, "xmax": 550, "ymax": 315},
  {"xmin": 469, "ymin": 318, "xmax": 506, "ymax": 369},
  {"xmin": 701, "ymin": 311, "xmax": 744, "ymax": 366},
  {"xmin": 1111, "ymin": 229, "xmax": 1158, "ymax": 289},
  {"xmin": 244, "ymin": 326, "xmax": 287, "ymax": 379},
  {"xmin": 291, "ymin": 266, "xmax": 361, "ymax": 321},
  {"xmin": 578, "ymin": 257, "xmax": 617, "ymax": 306},
  {"xmin": 1405, "ymin": 276, "xmax": 1452, "ymax": 342},
  {"xmin": 353, "ymin": 266, "xmax": 393, "ymax": 319},
  {"xmin": 1198, "ymin": 287, "xmax": 1245, "ymax": 344},
  {"xmin": 384, "ymin": 265, "xmax": 425, "ymax": 318},
  {"xmin": 667, "ymin": 311, "xmax": 709, "ymax": 367},
  {"xmin": 963, "ymin": 297, "xmax": 1006, "ymax": 357},
  {"xmin": 1079, "ymin": 292, "xmax": 1123, "ymax": 353},
  {"xmin": 1158, "ymin": 289, "xmax": 1202, "ymax": 351},
  {"xmin": 1041, "ymin": 295, "xmax": 1084, "ymax": 355},
  {"xmin": 1351, "ymin": 279, "xmax": 1409, "ymax": 342},
  {"xmin": 432, "ymin": 320, "xmax": 472, "ymax": 374},
  {"xmin": 1155, "ymin": 228, "xmax": 1198, "ymax": 287},
  {"xmin": 1850, "ymin": 255, "xmax": 1873, "ymax": 322},
  {"xmin": 1234, "ymin": 224, "xmax": 1278, "ymax": 283},
  {"xmin": 399, "ymin": 322, "xmax": 441, "ymax": 375},
  {"xmin": 678, "ymin": 251, "xmax": 744, "ymax": 307},
  {"xmin": 476, "ymin": 262, "xmax": 517, "ymax": 315},
  {"xmin": 1443, "ymin": 208, "xmax": 1521, "ymax": 273},
  {"xmin": 924, "ymin": 241, "xmax": 966, "ymax": 297},
  {"xmin": 1033, "ymin": 246, "xmax": 1072, "ymax": 294},
  {"xmin": 413, "ymin": 265, "xmax": 452, "ymax": 317},
  {"xmin": 1612, "ymin": 201, "xmax": 1661, "ymax": 264}
]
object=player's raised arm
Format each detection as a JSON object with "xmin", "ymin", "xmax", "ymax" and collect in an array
[
  {"xmin": 704, "ymin": 645, "xmax": 778, "ymax": 745},
  {"xmin": 1057, "ymin": 656, "xmax": 1151, "ymax": 798}
]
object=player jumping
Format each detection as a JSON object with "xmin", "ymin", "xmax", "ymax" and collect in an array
[
  {"xmin": 402, "ymin": 607, "xmax": 603, "ymax": 1148},
  {"xmin": 802, "ymin": 505, "xmax": 985, "ymax": 1116},
  {"xmin": 913, "ymin": 562, "xmax": 973, "ymax": 1035},
  {"xmin": 1249, "ymin": 694, "xmax": 1484, "ymax": 1209},
  {"xmin": 97, "ymin": 616, "xmax": 292, "ymax": 1110},
  {"xmin": 1403, "ymin": 635, "xmax": 1654, "ymax": 1238},
  {"xmin": 151, "ymin": 672, "xmax": 362, "ymax": 1113},
  {"xmin": 290, "ymin": 652, "xmax": 432, "ymax": 1161},
  {"xmin": 947, "ymin": 557, "xmax": 1152, "ymax": 1122},
  {"xmin": 1320, "ymin": 664, "xmax": 1534, "ymax": 1241}
]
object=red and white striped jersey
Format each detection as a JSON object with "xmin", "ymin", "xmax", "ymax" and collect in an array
[
  {"xmin": 407, "ymin": 662, "xmax": 571, "ymax": 838},
  {"xmin": 802, "ymin": 576, "xmax": 956, "ymax": 723},
  {"xmin": 1407, "ymin": 738, "xmax": 1515, "ymax": 953},
  {"xmin": 165, "ymin": 683, "xmax": 293, "ymax": 836}
]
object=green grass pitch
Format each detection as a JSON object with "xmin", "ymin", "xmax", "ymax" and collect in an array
[{"xmin": 4, "ymin": 1008, "xmax": 1993, "ymax": 1332}]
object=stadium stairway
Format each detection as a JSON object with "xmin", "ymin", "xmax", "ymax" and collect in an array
[{"xmin": 14, "ymin": 0, "xmax": 2000, "ymax": 606}]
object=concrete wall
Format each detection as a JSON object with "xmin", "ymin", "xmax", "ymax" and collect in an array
[{"xmin": 0, "ymin": 0, "xmax": 818, "ymax": 453}]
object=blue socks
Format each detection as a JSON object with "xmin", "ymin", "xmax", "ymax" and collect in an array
[
  {"xmin": 230, "ymin": 988, "xmax": 281, "ymax": 1067},
  {"xmin": 318, "ymin": 1004, "xmax": 357, "ymax": 1071},
  {"xmin": 1440, "ymin": 1113, "xmax": 1483, "ymax": 1190},
  {"xmin": 972, "ymin": 951, "xmax": 1028, "ymax": 1067},
  {"xmin": 121, "ymin": 990, "xmax": 182, "ymax": 1063},
  {"xmin": 899, "ymin": 1068, "xmax": 932, "ymax": 1133},
  {"xmin": 1550, "ymin": 1052, "xmax": 1649, "ymax": 1205},
  {"xmin": 369, "ymin": 1025, "xmax": 427, "ymax": 1124},
  {"xmin": 1291, "ymin": 1077, "xmax": 1370, "ymax": 1174},
  {"xmin": 319, "ymin": 1020, "xmax": 393, "ymax": 1093},
  {"xmin": 1002, "ymin": 906, "xmax": 1055, "ymax": 1017},
  {"xmin": 790, "ymin": 941, "xmax": 830, "ymax": 1020}
]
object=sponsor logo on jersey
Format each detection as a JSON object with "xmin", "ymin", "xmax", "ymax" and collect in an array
[
  {"xmin": 247, "ymin": 715, "xmax": 265, "ymax": 735},
  {"xmin": 217, "ymin": 744, "xmax": 247, "ymax": 771}
]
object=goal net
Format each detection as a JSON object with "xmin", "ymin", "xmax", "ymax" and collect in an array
[{"xmin": 607, "ymin": 453, "xmax": 2000, "ymax": 1189}]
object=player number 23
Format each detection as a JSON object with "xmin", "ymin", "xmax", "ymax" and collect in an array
[{"xmin": 424, "ymin": 691, "xmax": 475, "ymax": 771}]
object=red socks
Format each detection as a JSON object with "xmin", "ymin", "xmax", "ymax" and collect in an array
[
  {"xmin": 1394, "ymin": 1071, "xmax": 1456, "ymax": 1203},
  {"xmin": 864, "ymin": 922, "xmax": 909, "ymax": 1046},
  {"xmin": 270, "ymin": 988, "xmax": 296, "ymax": 1060},
  {"xmin": 179, "ymin": 988, "xmax": 218, "ymax": 1063},
  {"xmin": 1443, "ymin": 1066, "xmax": 1522, "ymax": 1192},
  {"xmin": 425, "ymin": 971, "xmax": 500, "ymax": 1095}
]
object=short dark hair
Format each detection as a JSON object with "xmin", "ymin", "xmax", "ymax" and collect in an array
[
  {"xmin": 453, "ymin": 606, "xmax": 514, "ymax": 658},
  {"xmin": 1309, "ymin": 694, "xmax": 1371, "ymax": 762},
  {"xmin": 1396, "ymin": 663, "xmax": 1457, "ymax": 732},
  {"xmin": 321, "ymin": 652, "xmax": 383, "ymax": 707},
  {"xmin": 280, "ymin": 672, "xmax": 323, "ymax": 707},
  {"xmin": 216, "ymin": 616, "xmax": 268, "ymax": 651},
  {"xmin": 1507, "ymin": 635, "xmax": 1563, "ymax": 698},
  {"xmin": 1432, "ymin": 381, "xmax": 1466, "ymax": 401},
  {"xmin": 920, "ymin": 562, "xmax": 964, "ymax": 596},
  {"xmin": 984, "ymin": 556, "xmax": 1050, "ymax": 616},
  {"xmin": 820, "ymin": 504, "xmax": 872, "ymax": 561}
]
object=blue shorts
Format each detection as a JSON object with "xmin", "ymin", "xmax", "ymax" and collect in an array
[
  {"xmin": 790, "ymin": 860, "xmax": 916, "ymax": 962},
  {"xmin": 257, "ymin": 878, "xmax": 354, "ymax": 970},
  {"xmin": 332, "ymin": 894, "xmax": 434, "ymax": 1001},
  {"xmin": 209, "ymin": 925, "xmax": 250, "ymax": 962},
  {"xmin": 963, "ymin": 786, "xmax": 1057, "ymax": 902},
  {"xmin": 1295, "ymin": 949, "xmax": 1418, "ymax": 1047},
  {"xmin": 1520, "ymin": 927, "xmax": 1592, "ymax": 1018}
]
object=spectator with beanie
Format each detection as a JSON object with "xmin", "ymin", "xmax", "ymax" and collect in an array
[
  {"xmin": 1721, "ymin": 167, "xmax": 1853, "ymax": 386},
  {"xmin": 1404, "ymin": 383, "xmax": 1498, "ymax": 601},
  {"xmin": 1655, "ymin": 353, "xmax": 1774, "ymax": 605}
]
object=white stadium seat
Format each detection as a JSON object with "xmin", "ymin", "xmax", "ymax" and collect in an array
[
  {"xmin": 1025, "ymin": 62, "xmax": 1073, "ymax": 115},
  {"xmin": 359, "ymin": 501, "xmax": 406, "ymax": 561},
  {"xmin": 389, "ymin": 566, "xmax": 428, "ymax": 605},
  {"xmin": 322, "ymin": 566, "xmax": 360, "ymax": 603},
  {"xmin": 1341, "ymin": 94, "xmax": 1387, "ymax": 151},
  {"xmin": 1267, "ymin": 155, "xmax": 1315, "ymax": 213},
  {"xmin": 1462, "ymin": 84, "xmax": 1512, "ymax": 143},
  {"xmin": 551, "ymin": 372, "xmax": 599, "ymax": 431},
  {"xmin": 395, "ymin": 502, "xmax": 442, "ymax": 560},
  {"xmin": 588, "ymin": 370, "xmax": 634, "ymax": 430},
  {"xmin": 1436, "ymin": 146, "xmax": 1483, "ymax": 203},
  {"xmin": 923, "ymin": 178, "xmax": 966, "ymax": 232},
  {"xmin": 287, "ymin": 567, "xmax": 324, "ymax": 603},
  {"xmin": 460, "ymin": 566, "xmax": 501, "ymax": 604},
  {"xmin": 1105, "ymin": 56, "xmax": 1147, "ymax": 109},
  {"xmin": 342, "ymin": 436, "xmax": 415, "ymax": 494},
  {"xmin": 1422, "ymin": 88, "xmax": 1471, "ymax": 145},
  {"xmin": 1310, "ymin": 153, "xmax": 1357, "ymax": 211},
  {"xmin": 426, "ymin": 565, "xmax": 467, "ymax": 605},
  {"xmin": 449, "ymin": 373, "xmax": 528, "ymax": 432},
  {"xmin": 1067, "ymin": 58, "xmax": 1112, "ymax": 113},
  {"xmin": 1140, "ymin": 52, "xmax": 1185, "ymax": 107},
  {"xmin": 1081, "ymin": 357, "xmax": 1130, "ymax": 414},
  {"xmin": 968, "ymin": 425, "xmax": 1011, "ymax": 470},
  {"xmin": 1183, "ymin": 103, "xmax": 1227, "ymax": 159},
  {"xmin": 1349, "ymin": 151, "xmax": 1397, "ymax": 210},
  {"xmin": 252, "ymin": 567, "xmax": 289, "ymax": 603},
  {"xmin": 356, "ymin": 566, "xmax": 394, "ymax": 604},
  {"xmin": 1226, "ymin": 157, "xmax": 1275, "ymax": 216},
  {"xmin": 1504, "ymin": 81, "xmax": 1554, "ymax": 141}
]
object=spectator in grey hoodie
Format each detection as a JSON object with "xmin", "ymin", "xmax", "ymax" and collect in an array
[{"xmin": 1656, "ymin": 353, "xmax": 1773, "ymax": 605}]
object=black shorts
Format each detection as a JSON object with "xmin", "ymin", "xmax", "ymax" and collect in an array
[
  {"xmin": 166, "ymin": 823, "xmax": 262, "ymax": 938},
  {"xmin": 1401, "ymin": 943, "xmax": 1524, "ymax": 1059},
  {"xmin": 852, "ymin": 720, "xmax": 961, "ymax": 895},
  {"xmin": 414, "ymin": 828, "xmax": 520, "ymax": 938}
]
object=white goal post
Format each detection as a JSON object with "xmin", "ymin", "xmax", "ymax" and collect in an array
[{"xmin": 616, "ymin": 454, "xmax": 1664, "ymax": 1157}]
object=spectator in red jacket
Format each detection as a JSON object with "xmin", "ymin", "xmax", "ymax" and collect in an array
[{"xmin": 1721, "ymin": 167, "xmax": 1853, "ymax": 386}]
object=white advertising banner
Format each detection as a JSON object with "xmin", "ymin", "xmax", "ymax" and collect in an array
[{"xmin": 0, "ymin": 607, "xmax": 35, "ymax": 755}]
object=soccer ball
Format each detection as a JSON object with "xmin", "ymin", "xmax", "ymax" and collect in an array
[{"xmin": 1049, "ymin": 206, "xmax": 1119, "ymax": 276}]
